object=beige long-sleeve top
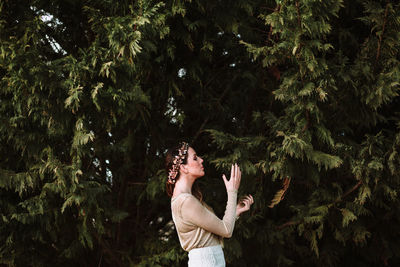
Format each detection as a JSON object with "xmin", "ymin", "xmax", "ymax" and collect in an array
[{"xmin": 171, "ymin": 190, "xmax": 237, "ymax": 251}]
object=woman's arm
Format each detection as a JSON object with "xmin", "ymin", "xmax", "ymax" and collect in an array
[
  {"xmin": 180, "ymin": 164, "xmax": 242, "ymax": 238},
  {"xmin": 180, "ymin": 190, "xmax": 237, "ymax": 238}
]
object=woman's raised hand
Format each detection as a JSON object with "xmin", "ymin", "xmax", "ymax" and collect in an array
[
  {"xmin": 236, "ymin": 194, "xmax": 254, "ymax": 217},
  {"xmin": 222, "ymin": 163, "xmax": 241, "ymax": 192}
]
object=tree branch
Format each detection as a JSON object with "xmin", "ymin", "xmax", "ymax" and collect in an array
[
  {"xmin": 268, "ymin": 5, "xmax": 281, "ymax": 42},
  {"xmin": 191, "ymin": 82, "xmax": 232, "ymax": 143},
  {"xmin": 376, "ymin": 2, "xmax": 389, "ymax": 61},
  {"xmin": 295, "ymin": 1, "xmax": 302, "ymax": 29},
  {"xmin": 334, "ymin": 180, "xmax": 363, "ymax": 203},
  {"xmin": 277, "ymin": 180, "xmax": 363, "ymax": 230},
  {"xmin": 277, "ymin": 220, "xmax": 298, "ymax": 230},
  {"xmin": 94, "ymin": 233, "xmax": 123, "ymax": 267}
]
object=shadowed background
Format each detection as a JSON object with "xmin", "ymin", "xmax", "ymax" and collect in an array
[{"xmin": 0, "ymin": 0, "xmax": 400, "ymax": 266}]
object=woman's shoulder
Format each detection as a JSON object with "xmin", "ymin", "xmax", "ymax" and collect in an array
[
  {"xmin": 172, "ymin": 193, "xmax": 204, "ymax": 209},
  {"xmin": 172, "ymin": 192, "xmax": 192, "ymax": 200},
  {"xmin": 171, "ymin": 193, "xmax": 194, "ymax": 205},
  {"xmin": 171, "ymin": 194, "xmax": 200, "ymax": 217}
]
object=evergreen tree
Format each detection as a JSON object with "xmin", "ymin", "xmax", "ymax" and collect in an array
[{"xmin": 0, "ymin": 0, "xmax": 399, "ymax": 266}]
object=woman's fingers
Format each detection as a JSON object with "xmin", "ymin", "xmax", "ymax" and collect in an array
[
  {"xmin": 235, "ymin": 164, "xmax": 237, "ymax": 177},
  {"xmin": 224, "ymin": 163, "xmax": 243, "ymax": 191},
  {"xmin": 241, "ymin": 195, "xmax": 254, "ymax": 206},
  {"xmin": 222, "ymin": 174, "xmax": 228, "ymax": 185},
  {"xmin": 240, "ymin": 200, "xmax": 251, "ymax": 210},
  {"xmin": 245, "ymin": 195, "xmax": 252, "ymax": 201},
  {"xmin": 232, "ymin": 163, "xmax": 241, "ymax": 188},
  {"xmin": 237, "ymin": 194, "xmax": 254, "ymax": 216}
]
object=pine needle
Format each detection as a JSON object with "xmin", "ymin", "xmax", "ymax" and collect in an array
[{"xmin": 269, "ymin": 177, "xmax": 291, "ymax": 208}]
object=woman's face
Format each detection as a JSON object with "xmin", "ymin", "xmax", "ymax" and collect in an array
[{"xmin": 182, "ymin": 147, "xmax": 204, "ymax": 178}]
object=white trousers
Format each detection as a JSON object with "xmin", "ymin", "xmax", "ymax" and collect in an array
[{"xmin": 188, "ymin": 245, "xmax": 225, "ymax": 267}]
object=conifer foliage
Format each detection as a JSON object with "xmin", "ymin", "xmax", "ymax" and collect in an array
[{"xmin": 0, "ymin": 0, "xmax": 399, "ymax": 266}]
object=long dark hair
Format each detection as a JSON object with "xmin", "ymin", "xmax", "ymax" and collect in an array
[{"xmin": 165, "ymin": 142, "xmax": 203, "ymax": 201}]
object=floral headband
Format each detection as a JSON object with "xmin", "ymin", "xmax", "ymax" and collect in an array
[{"xmin": 168, "ymin": 142, "xmax": 189, "ymax": 184}]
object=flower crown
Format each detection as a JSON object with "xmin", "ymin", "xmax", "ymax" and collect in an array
[{"xmin": 167, "ymin": 142, "xmax": 189, "ymax": 184}]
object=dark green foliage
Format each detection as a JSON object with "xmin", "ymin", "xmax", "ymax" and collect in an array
[{"xmin": 0, "ymin": 0, "xmax": 399, "ymax": 266}]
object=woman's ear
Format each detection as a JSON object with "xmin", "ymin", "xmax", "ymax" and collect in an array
[{"xmin": 180, "ymin": 164, "xmax": 188, "ymax": 174}]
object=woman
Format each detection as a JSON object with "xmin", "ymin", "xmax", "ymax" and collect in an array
[{"xmin": 166, "ymin": 142, "xmax": 254, "ymax": 266}]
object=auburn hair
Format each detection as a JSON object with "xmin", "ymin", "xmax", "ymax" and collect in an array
[{"xmin": 165, "ymin": 143, "xmax": 203, "ymax": 201}]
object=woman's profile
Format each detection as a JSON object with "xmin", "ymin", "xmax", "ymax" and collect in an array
[{"xmin": 166, "ymin": 142, "xmax": 254, "ymax": 266}]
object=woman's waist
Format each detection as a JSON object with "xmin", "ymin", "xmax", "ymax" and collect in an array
[{"xmin": 188, "ymin": 245, "xmax": 223, "ymax": 255}]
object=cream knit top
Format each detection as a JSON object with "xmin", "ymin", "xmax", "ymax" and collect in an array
[{"xmin": 171, "ymin": 190, "xmax": 238, "ymax": 251}]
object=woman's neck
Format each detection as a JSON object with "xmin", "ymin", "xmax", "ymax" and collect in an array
[{"xmin": 173, "ymin": 175, "xmax": 195, "ymax": 196}]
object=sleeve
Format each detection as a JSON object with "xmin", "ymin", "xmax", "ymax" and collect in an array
[{"xmin": 180, "ymin": 190, "xmax": 238, "ymax": 238}]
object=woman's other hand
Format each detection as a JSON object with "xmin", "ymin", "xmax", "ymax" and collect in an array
[
  {"xmin": 236, "ymin": 195, "xmax": 254, "ymax": 217},
  {"xmin": 222, "ymin": 163, "xmax": 241, "ymax": 192}
]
